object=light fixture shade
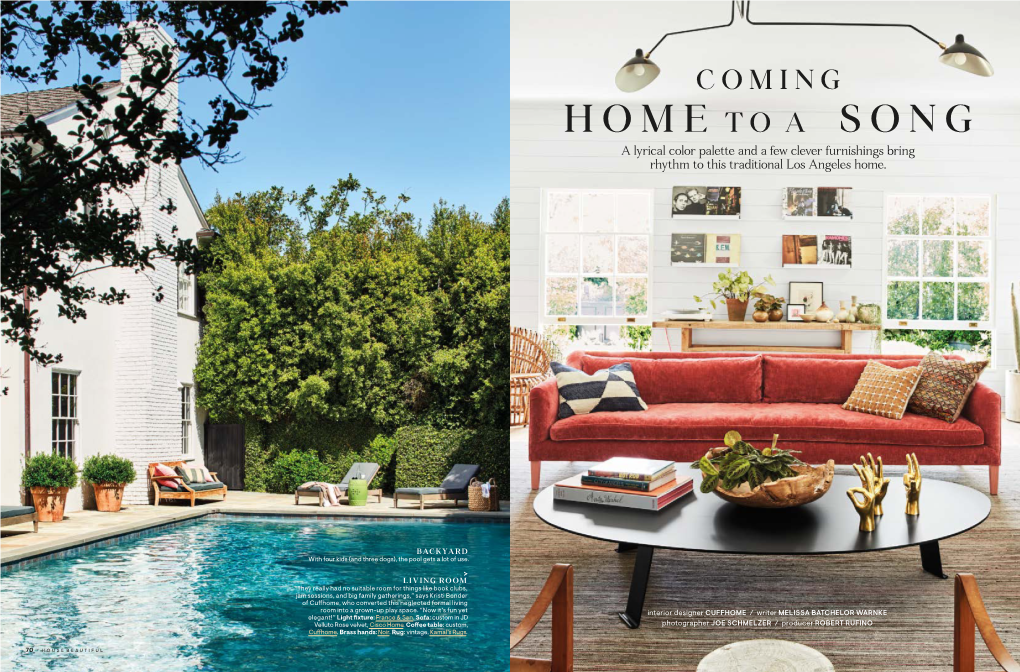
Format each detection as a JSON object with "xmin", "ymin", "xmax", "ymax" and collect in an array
[
  {"xmin": 939, "ymin": 34, "xmax": 993, "ymax": 77},
  {"xmin": 615, "ymin": 49, "xmax": 660, "ymax": 92}
]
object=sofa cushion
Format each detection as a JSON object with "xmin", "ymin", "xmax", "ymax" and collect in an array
[
  {"xmin": 159, "ymin": 481, "xmax": 225, "ymax": 493},
  {"xmin": 152, "ymin": 463, "xmax": 180, "ymax": 490},
  {"xmin": 843, "ymin": 361, "xmax": 922, "ymax": 420},
  {"xmin": 762, "ymin": 356, "xmax": 927, "ymax": 404},
  {"xmin": 1, "ymin": 505, "xmax": 35, "ymax": 519},
  {"xmin": 549, "ymin": 402, "xmax": 983, "ymax": 447},
  {"xmin": 579, "ymin": 355, "xmax": 762, "ymax": 404},
  {"xmin": 908, "ymin": 353, "xmax": 989, "ymax": 423},
  {"xmin": 552, "ymin": 362, "xmax": 648, "ymax": 418}
]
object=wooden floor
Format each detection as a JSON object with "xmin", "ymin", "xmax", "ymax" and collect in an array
[{"xmin": 510, "ymin": 420, "xmax": 1020, "ymax": 672}]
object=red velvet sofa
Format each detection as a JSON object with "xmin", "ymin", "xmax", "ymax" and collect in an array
[{"xmin": 529, "ymin": 351, "xmax": 1002, "ymax": 495}]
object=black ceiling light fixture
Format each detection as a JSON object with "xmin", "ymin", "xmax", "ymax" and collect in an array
[{"xmin": 615, "ymin": 0, "xmax": 994, "ymax": 92}]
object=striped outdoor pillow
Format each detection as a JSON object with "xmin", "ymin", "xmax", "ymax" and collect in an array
[
  {"xmin": 551, "ymin": 361, "xmax": 648, "ymax": 419},
  {"xmin": 176, "ymin": 465, "xmax": 214, "ymax": 484}
]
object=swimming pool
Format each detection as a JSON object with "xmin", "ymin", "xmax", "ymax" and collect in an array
[{"xmin": 1, "ymin": 515, "xmax": 509, "ymax": 672}]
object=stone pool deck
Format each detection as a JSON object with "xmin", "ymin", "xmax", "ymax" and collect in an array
[{"xmin": 1, "ymin": 490, "xmax": 509, "ymax": 565}]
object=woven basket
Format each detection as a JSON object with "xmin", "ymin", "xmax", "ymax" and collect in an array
[
  {"xmin": 468, "ymin": 478, "xmax": 488, "ymax": 512},
  {"xmin": 487, "ymin": 480, "xmax": 500, "ymax": 511}
]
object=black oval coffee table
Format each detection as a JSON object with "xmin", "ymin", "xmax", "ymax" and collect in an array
[{"xmin": 533, "ymin": 468, "xmax": 990, "ymax": 629}]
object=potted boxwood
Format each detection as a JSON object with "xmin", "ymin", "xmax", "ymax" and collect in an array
[
  {"xmin": 82, "ymin": 454, "xmax": 137, "ymax": 512},
  {"xmin": 21, "ymin": 453, "xmax": 78, "ymax": 522}
]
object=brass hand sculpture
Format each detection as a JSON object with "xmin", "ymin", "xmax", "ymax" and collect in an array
[
  {"xmin": 860, "ymin": 453, "xmax": 890, "ymax": 516},
  {"xmin": 904, "ymin": 452, "xmax": 922, "ymax": 516},
  {"xmin": 847, "ymin": 462, "xmax": 879, "ymax": 532}
]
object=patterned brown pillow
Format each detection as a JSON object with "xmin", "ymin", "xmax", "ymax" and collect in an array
[
  {"xmin": 907, "ymin": 352, "xmax": 988, "ymax": 422},
  {"xmin": 843, "ymin": 361, "xmax": 922, "ymax": 420}
]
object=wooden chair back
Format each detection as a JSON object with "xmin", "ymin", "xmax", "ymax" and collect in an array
[
  {"xmin": 510, "ymin": 564, "xmax": 573, "ymax": 672},
  {"xmin": 954, "ymin": 573, "xmax": 1019, "ymax": 672},
  {"xmin": 511, "ymin": 327, "xmax": 553, "ymax": 375}
]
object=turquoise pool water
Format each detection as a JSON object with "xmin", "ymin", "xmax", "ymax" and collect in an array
[{"xmin": 1, "ymin": 515, "xmax": 509, "ymax": 672}]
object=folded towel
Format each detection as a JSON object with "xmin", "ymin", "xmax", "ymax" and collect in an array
[
  {"xmin": 481, "ymin": 482, "xmax": 490, "ymax": 498},
  {"xmin": 299, "ymin": 481, "xmax": 342, "ymax": 507}
]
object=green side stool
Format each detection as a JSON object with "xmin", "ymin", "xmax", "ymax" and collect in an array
[{"xmin": 347, "ymin": 478, "xmax": 368, "ymax": 506}]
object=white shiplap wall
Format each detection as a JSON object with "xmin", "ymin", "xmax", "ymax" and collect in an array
[{"xmin": 510, "ymin": 103, "xmax": 1020, "ymax": 393}]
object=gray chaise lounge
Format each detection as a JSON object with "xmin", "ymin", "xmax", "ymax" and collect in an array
[
  {"xmin": 295, "ymin": 462, "xmax": 382, "ymax": 505},
  {"xmin": 393, "ymin": 464, "xmax": 480, "ymax": 510},
  {"xmin": 1, "ymin": 505, "xmax": 38, "ymax": 533}
]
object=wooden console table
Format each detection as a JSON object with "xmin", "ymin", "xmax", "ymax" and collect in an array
[{"xmin": 651, "ymin": 320, "xmax": 881, "ymax": 354}]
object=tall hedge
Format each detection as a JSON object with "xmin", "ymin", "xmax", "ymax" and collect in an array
[{"xmin": 393, "ymin": 426, "xmax": 508, "ymax": 493}]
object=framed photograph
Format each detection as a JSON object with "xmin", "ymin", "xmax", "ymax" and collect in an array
[
  {"xmin": 672, "ymin": 186, "xmax": 741, "ymax": 218},
  {"xmin": 787, "ymin": 303, "xmax": 806, "ymax": 321},
  {"xmin": 789, "ymin": 281, "xmax": 824, "ymax": 313},
  {"xmin": 817, "ymin": 187, "xmax": 853, "ymax": 217},
  {"xmin": 673, "ymin": 186, "xmax": 708, "ymax": 216}
]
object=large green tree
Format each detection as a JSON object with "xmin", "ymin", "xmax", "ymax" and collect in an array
[
  {"xmin": 1, "ymin": 1, "xmax": 346, "ymax": 365},
  {"xmin": 194, "ymin": 177, "xmax": 510, "ymax": 431}
]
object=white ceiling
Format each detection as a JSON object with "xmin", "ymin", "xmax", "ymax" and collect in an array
[{"xmin": 510, "ymin": 1, "xmax": 1020, "ymax": 106}]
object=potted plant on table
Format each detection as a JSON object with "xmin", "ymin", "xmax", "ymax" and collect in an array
[
  {"xmin": 82, "ymin": 454, "xmax": 137, "ymax": 512},
  {"xmin": 21, "ymin": 453, "xmax": 78, "ymax": 522},
  {"xmin": 751, "ymin": 290, "xmax": 786, "ymax": 322},
  {"xmin": 695, "ymin": 270, "xmax": 775, "ymax": 322}
]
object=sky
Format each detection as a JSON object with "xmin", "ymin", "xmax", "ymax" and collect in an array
[{"xmin": 1, "ymin": 1, "xmax": 509, "ymax": 228}]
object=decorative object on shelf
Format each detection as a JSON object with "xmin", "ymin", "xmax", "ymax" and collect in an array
[
  {"xmin": 814, "ymin": 301, "xmax": 835, "ymax": 323},
  {"xmin": 662, "ymin": 309, "xmax": 713, "ymax": 321},
  {"xmin": 836, "ymin": 301, "xmax": 850, "ymax": 323},
  {"xmin": 848, "ymin": 296, "xmax": 860, "ymax": 323},
  {"xmin": 787, "ymin": 303, "xmax": 806, "ymax": 322},
  {"xmin": 1008, "ymin": 283, "xmax": 1020, "ymax": 422},
  {"xmin": 856, "ymin": 303, "xmax": 881, "ymax": 325},
  {"xmin": 904, "ymin": 453, "xmax": 922, "ymax": 516},
  {"xmin": 693, "ymin": 432, "xmax": 834, "ymax": 509},
  {"xmin": 671, "ymin": 186, "xmax": 741, "ymax": 218},
  {"xmin": 752, "ymin": 291, "xmax": 785, "ymax": 323},
  {"xmin": 510, "ymin": 327, "xmax": 554, "ymax": 426},
  {"xmin": 614, "ymin": 2, "xmax": 993, "ymax": 94},
  {"xmin": 800, "ymin": 313, "xmax": 816, "ymax": 323},
  {"xmin": 789, "ymin": 281, "xmax": 824, "ymax": 314},
  {"xmin": 695, "ymin": 270, "xmax": 774, "ymax": 322},
  {"xmin": 671, "ymin": 233, "xmax": 742, "ymax": 266},
  {"xmin": 847, "ymin": 457, "xmax": 881, "ymax": 532},
  {"xmin": 785, "ymin": 187, "xmax": 816, "ymax": 217},
  {"xmin": 858, "ymin": 453, "xmax": 890, "ymax": 516},
  {"xmin": 821, "ymin": 235, "xmax": 852, "ymax": 266},
  {"xmin": 782, "ymin": 234, "xmax": 818, "ymax": 264}
]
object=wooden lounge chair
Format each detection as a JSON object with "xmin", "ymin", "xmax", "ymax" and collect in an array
[
  {"xmin": 954, "ymin": 573, "xmax": 1018, "ymax": 672},
  {"xmin": 148, "ymin": 461, "xmax": 228, "ymax": 507},
  {"xmin": 511, "ymin": 564, "xmax": 574, "ymax": 672},
  {"xmin": 393, "ymin": 464, "xmax": 479, "ymax": 510},
  {"xmin": 294, "ymin": 462, "xmax": 383, "ymax": 505},
  {"xmin": 1, "ymin": 505, "xmax": 38, "ymax": 533}
]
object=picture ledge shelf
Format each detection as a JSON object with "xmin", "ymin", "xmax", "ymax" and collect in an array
[
  {"xmin": 783, "ymin": 215, "xmax": 854, "ymax": 221},
  {"xmin": 672, "ymin": 214, "xmax": 741, "ymax": 220},
  {"xmin": 782, "ymin": 264, "xmax": 853, "ymax": 269},
  {"xmin": 670, "ymin": 262, "xmax": 738, "ymax": 268}
]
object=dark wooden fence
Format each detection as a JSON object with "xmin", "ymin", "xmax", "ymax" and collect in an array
[{"xmin": 204, "ymin": 423, "xmax": 245, "ymax": 490}]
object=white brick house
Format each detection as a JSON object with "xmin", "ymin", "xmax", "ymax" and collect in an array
[{"xmin": 0, "ymin": 24, "xmax": 210, "ymax": 510}]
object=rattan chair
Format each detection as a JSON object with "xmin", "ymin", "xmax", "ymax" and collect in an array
[{"xmin": 511, "ymin": 327, "xmax": 554, "ymax": 426}]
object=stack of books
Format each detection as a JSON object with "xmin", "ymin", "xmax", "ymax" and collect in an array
[{"xmin": 553, "ymin": 457, "xmax": 694, "ymax": 511}]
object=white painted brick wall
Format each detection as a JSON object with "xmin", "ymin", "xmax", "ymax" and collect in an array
[{"xmin": 113, "ymin": 22, "xmax": 182, "ymax": 504}]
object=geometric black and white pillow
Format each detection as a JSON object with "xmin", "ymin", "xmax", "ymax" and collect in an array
[{"xmin": 551, "ymin": 362, "xmax": 648, "ymax": 419}]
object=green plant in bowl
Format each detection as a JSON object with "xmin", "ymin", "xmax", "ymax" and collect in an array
[{"xmin": 692, "ymin": 431, "xmax": 805, "ymax": 494}]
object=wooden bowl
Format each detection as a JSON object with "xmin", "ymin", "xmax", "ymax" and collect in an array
[
  {"xmin": 702, "ymin": 447, "xmax": 835, "ymax": 509},
  {"xmin": 800, "ymin": 313, "xmax": 816, "ymax": 323}
]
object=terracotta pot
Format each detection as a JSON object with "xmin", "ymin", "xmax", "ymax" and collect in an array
[
  {"xmin": 92, "ymin": 483, "xmax": 126, "ymax": 512},
  {"xmin": 752, "ymin": 310, "xmax": 768, "ymax": 323},
  {"xmin": 30, "ymin": 486, "xmax": 69, "ymax": 522},
  {"xmin": 726, "ymin": 298, "xmax": 748, "ymax": 322},
  {"xmin": 768, "ymin": 309, "xmax": 784, "ymax": 321}
]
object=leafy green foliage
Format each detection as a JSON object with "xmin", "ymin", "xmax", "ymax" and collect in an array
[
  {"xmin": 265, "ymin": 450, "xmax": 328, "ymax": 494},
  {"xmin": 393, "ymin": 426, "xmax": 508, "ymax": 492},
  {"xmin": 694, "ymin": 270, "xmax": 774, "ymax": 309},
  {"xmin": 195, "ymin": 179, "xmax": 509, "ymax": 433},
  {"xmin": 81, "ymin": 454, "xmax": 137, "ymax": 485},
  {"xmin": 882, "ymin": 329, "xmax": 991, "ymax": 356},
  {"xmin": 1, "ymin": 2, "xmax": 347, "ymax": 366},
  {"xmin": 21, "ymin": 453, "xmax": 79, "ymax": 489},
  {"xmin": 692, "ymin": 440, "xmax": 805, "ymax": 492}
]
